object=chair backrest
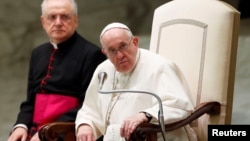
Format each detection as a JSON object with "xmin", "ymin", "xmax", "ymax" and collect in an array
[{"xmin": 149, "ymin": 0, "xmax": 240, "ymax": 140}]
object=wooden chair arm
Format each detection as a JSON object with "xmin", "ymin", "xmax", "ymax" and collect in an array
[
  {"xmin": 130, "ymin": 101, "xmax": 221, "ymax": 141},
  {"xmin": 39, "ymin": 122, "xmax": 75, "ymax": 141},
  {"xmin": 38, "ymin": 101, "xmax": 220, "ymax": 141}
]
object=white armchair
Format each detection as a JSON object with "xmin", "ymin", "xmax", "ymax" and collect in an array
[{"xmin": 137, "ymin": 0, "xmax": 240, "ymax": 140}]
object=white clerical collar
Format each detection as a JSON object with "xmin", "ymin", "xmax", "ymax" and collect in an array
[{"xmin": 50, "ymin": 41, "xmax": 58, "ymax": 49}]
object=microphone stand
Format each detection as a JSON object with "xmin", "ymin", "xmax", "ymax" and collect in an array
[{"xmin": 98, "ymin": 89, "xmax": 167, "ymax": 141}]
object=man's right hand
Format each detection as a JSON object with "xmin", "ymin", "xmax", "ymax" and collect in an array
[
  {"xmin": 76, "ymin": 124, "xmax": 95, "ymax": 141},
  {"xmin": 7, "ymin": 127, "xmax": 27, "ymax": 141}
]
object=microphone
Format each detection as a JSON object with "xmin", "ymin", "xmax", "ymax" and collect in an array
[{"xmin": 98, "ymin": 72, "xmax": 166, "ymax": 140}]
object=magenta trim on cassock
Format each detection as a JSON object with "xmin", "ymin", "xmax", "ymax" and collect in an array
[{"xmin": 33, "ymin": 93, "xmax": 79, "ymax": 129}]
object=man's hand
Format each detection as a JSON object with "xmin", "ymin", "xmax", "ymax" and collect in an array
[
  {"xmin": 76, "ymin": 124, "xmax": 95, "ymax": 141},
  {"xmin": 30, "ymin": 132, "xmax": 40, "ymax": 141},
  {"xmin": 7, "ymin": 127, "xmax": 27, "ymax": 141},
  {"xmin": 120, "ymin": 112, "xmax": 148, "ymax": 140}
]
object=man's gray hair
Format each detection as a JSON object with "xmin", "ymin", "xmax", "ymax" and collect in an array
[{"xmin": 41, "ymin": 0, "xmax": 78, "ymax": 15}]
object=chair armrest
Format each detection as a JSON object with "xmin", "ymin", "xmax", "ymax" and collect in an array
[
  {"xmin": 130, "ymin": 101, "xmax": 221, "ymax": 141},
  {"xmin": 39, "ymin": 122, "xmax": 75, "ymax": 141}
]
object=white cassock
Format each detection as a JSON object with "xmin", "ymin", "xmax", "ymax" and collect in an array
[{"xmin": 75, "ymin": 48, "xmax": 197, "ymax": 141}]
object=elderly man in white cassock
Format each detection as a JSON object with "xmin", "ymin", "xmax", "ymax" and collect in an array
[{"xmin": 75, "ymin": 22, "xmax": 198, "ymax": 141}]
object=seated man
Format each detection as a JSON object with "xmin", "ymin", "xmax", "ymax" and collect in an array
[
  {"xmin": 75, "ymin": 22, "xmax": 197, "ymax": 141},
  {"xmin": 7, "ymin": 0, "xmax": 106, "ymax": 141}
]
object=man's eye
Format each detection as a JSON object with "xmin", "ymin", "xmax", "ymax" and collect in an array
[
  {"xmin": 61, "ymin": 15, "xmax": 69, "ymax": 20},
  {"xmin": 120, "ymin": 44, "xmax": 126, "ymax": 49},
  {"xmin": 109, "ymin": 49, "xmax": 116, "ymax": 53},
  {"xmin": 48, "ymin": 15, "xmax": 56, "ymax": 20}
]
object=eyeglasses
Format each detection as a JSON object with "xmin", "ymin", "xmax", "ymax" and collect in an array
[
  {"xmin": 45, "ymin": 14, "xmax": 74, "ymax": 23},
  {"xmin": 105, "ymin": 38, "xmax": 133, "ymax": 57}
]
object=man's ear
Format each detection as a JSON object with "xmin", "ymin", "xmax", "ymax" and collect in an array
[
  {"xmin": 40, "ymin": 16, "xmax": 46, "ymax": 29},
  {"xmin": 74, "ymin": 15, "xmax": 78, "ymax": 28},
  {"xmin": 132, "ymin": 36, "xmax": 139, "ymax": 47},
  {"xmin": 101, "ymin": 48, "xmax": 106, "ymax": 55}
]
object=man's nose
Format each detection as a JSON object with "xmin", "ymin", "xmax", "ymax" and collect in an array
[
  {"xmin": 54, "ymin": 17, "xmax": 63, "ymax": 24},
  {"xmin": 116, "ymin": 50, "xmax": 124, "ymax": 58}
]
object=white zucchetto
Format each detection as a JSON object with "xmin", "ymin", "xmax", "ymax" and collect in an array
[{"xmin": 100, "ymin": 22, "xmax": 131, "ymax": 39}]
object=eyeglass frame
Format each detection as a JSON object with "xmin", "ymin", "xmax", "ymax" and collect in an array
[
  {"xmin": 103, "ymin": 37, "xmax": 133, "ymax": 57},
  {"xmin": 43, "ymin": 13, "xmax": 76, "ymax": 24}
]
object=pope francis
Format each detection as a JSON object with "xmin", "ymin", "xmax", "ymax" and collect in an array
[{"xmin": 75, "ymin": 22, "xmax": 197, "ymax": 141}]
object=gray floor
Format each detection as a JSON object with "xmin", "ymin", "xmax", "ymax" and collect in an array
[{"xmin": 1, "ymin": 19, "xmax": 249, "ymax": 141}]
